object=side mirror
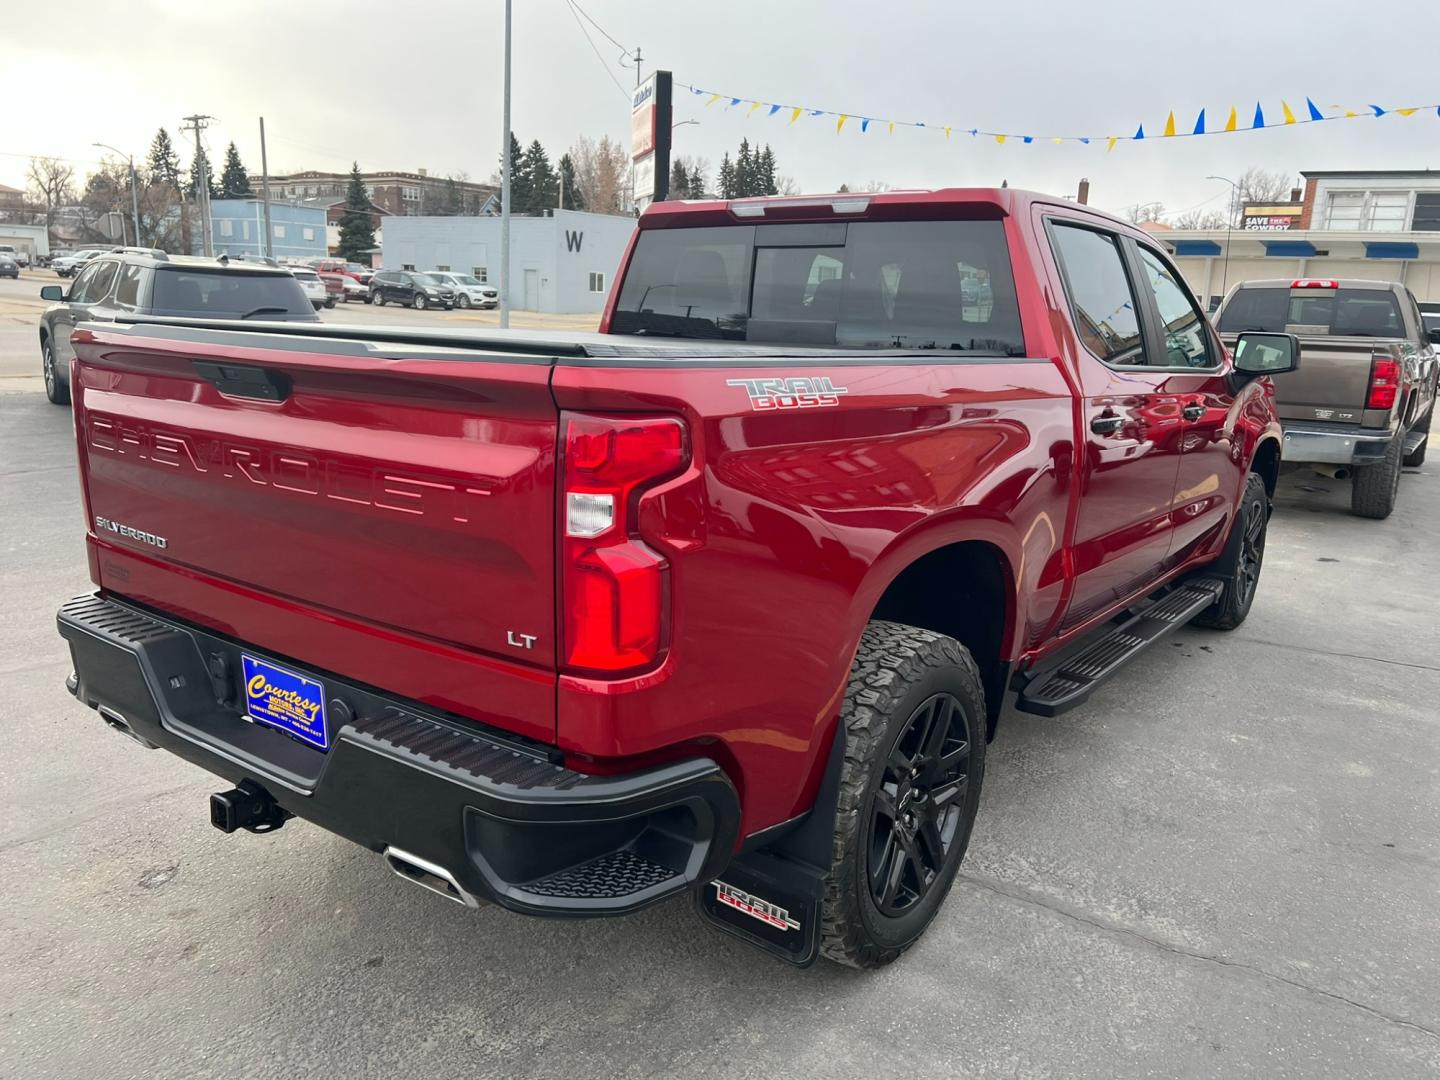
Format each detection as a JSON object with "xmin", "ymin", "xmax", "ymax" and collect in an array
[
  {"xmin": 39, "ymin": 285, "xmax": 64, "ymax": 302},
  {"xmin": 1233, "ymin": 331, "xmax": 1301, "ymax": 377}
]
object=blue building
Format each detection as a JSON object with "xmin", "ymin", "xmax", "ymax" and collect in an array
[{"xmin": 199, "ymin": 199, "xmax": 328, "ymax": 261}]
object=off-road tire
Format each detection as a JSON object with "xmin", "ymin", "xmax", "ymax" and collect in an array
[
  {"xmin": 1193, "ymin": 472, "xmax": 1268, "ymax": 630},
  {"xmin": 1403, "ymin": 400, "xmax": 1431, "ymax": 468},
  {"xmin": 820, "ymin": 621, "xmax": 986, "ymax": 969},
  {"xmin": 42, "ymin": 336, "xmax": 69, "ymax": 406},
  {"xmin": 1351, "ymin": 432, "xmax": 1404, "ymax": 519}
]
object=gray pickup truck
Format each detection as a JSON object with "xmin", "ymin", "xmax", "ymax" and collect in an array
[{"xmin": 1217, "ymin": 278, "xmax": 1438, "ymax": 518}]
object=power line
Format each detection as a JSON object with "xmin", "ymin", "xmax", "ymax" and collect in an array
[
  {"xmin": 566, "ymin": 0, "xmax": 629, "ymax": 58},
  {"xmin": 563, "ymin": 0, "xmax": 630, "ymax": 99}
]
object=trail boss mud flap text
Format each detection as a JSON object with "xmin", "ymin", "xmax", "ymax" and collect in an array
[{"xmin": 697, "ymin": 856, "xmax": 822, "ymax": 965}]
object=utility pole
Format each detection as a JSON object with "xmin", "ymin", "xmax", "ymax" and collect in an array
[
  {"xmin": 259, "ymin": 117, "xmax": 274, "ymax": 261},
  {"xmin": 499, "ymin": 0, "xmax": 512, "ymax": 327},
  {"xmin": 182, "ymin": 114, "xmax": 215, "ymax": 257}
]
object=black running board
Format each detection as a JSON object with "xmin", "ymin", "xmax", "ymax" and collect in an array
[
  {"xmin": 1404, "ymin": 429, "xmax": 1427, "ymax": 456},
  {"xmin": 1015, "ymin": 578, "xmax": 1225, "ymax": 717}
]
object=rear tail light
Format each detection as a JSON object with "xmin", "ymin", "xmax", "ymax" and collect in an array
[
  {"xmin": 1291, "ymin": 279, "xmax": 1339, "ymax": 289},
  {"xmin": 561, "ymin": 413, "xmax": 687, "ymax": 674},
  {"xmin": 1367, "ymin": 356, "xmax": 1401, "ymax": 410}
]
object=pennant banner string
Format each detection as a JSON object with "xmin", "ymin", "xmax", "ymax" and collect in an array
[{"xmin": 683, "ymin": 81, "xmax": 1440, "ymax": 149}]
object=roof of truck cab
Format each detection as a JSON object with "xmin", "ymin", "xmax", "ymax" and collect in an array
[{"xmin": 637, "ymin": 187, "xmax": 1123, "ymax": 229}]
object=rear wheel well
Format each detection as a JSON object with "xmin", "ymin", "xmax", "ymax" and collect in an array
[
  {"xmin": 869, "ymin": 541, "xmax": 1011, "ymax": 739},
  {"xmin": 1251, "ymin": 438, "xmax": 1280, "ymax": 500}
]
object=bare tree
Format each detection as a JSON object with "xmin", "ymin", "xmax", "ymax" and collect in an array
[
  {"xmin": 1122, "ymin": 201, "xmax": 1166, "ymax": 224},
  {"xmin": 1171, "ymin": 209, "xmax": 1230, "ymax": 230},
  {"xmin": 839, "ymin": 180, "xmax": 894, "ymax": 193},
  {"xmin": 569, "ymin": 135, "xmax": 630, "ymax": 215},
  {"xmin": 1223, "ymin": 167, "xmax": 1298, "ymax": 224},
  {"xmin": 775, "ymin": 175, "xmax": 801, "ymax": 196},
  {"xmin": 26, "ymin": 156, "xmax": 76, "ymax": 233}
]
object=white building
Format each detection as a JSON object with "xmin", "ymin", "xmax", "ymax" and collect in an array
[
  {"xmin": 381, "ymin": 210, "xmax": 636, "ymax": 313},
  {"xmin": 0, "ymin": 222, "xmax": 50, "ymax": 261},
  {"xmin": 1160, "ymin": 170, "xmax": 1440, "ymax": 310}
]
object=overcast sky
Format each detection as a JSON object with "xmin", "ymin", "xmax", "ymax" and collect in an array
[{"xmin": 6, "ymin": 0, "xmax": 1439, "ymax": 218}]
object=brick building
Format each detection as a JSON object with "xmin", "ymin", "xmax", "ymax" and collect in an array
[{"xmin": 270, "ymin": 169, "xmax": 497, "ymax": 217}]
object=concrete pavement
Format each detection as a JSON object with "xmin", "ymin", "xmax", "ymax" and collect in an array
[{"xmin": 1, "ymin": 378, "xmax": 1437, "ymax": 1077}]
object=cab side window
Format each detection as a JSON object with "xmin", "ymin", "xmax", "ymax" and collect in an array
[
  {"xmin": 1136, "ymin": 246, "xmax": 1214, "ymax": 368},
  {"xmin": 1049, "ymin": 223, "xmax": 1146, "ymax": 367},
  {"xmin": 115, "ymin": 264, "xmax": 145, "ymax": 308},
  {"xmin": 68, "ymin": 262, "xmax": 102, "ymax": 303},
  {"xmin": 83, "ymin": 260, "xmax": 120, "ymax": 304}
]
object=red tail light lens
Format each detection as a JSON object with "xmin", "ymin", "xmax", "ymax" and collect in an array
[
  {"xmin": 1367, "ymin": 357, "xmax": 1400, "ymax": 410},
  {"xmin": 561, "ymin": 413, "xmax": 686, "ymax": 673}
]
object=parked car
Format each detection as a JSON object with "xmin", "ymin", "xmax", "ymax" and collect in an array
[
  {"xmin": 1217, "ymin": 278, "xmax": 1438, "ymax": 518},
  {"xmin": 309, "ymin": 258, "xmax": 372, "ymax": 286},
  {"xmin": 0, "ymin": 254, "xmax": 19, "ymax": 279},
  {"xmin": 52, "ymin": 248, "xmax": 106, "ymax": 278},
  {"xmin": 340, "ymin": 275, "xmax": 370, "ymax": 302},
  {"xmin": 54, "ymin": 188, "xmax": 1295, "ymax": 969},
  {"xmin": 369, "ymin": 269, "xmax": 455, "ymax": 309},
  {"xmin": 38, "ymin": 252, "xmax": 319, "ymax": 405},
  {"xmin": 426, "ymin": 271, "xmax": 499, "ymax": 309},
  {"xmin": 289, "ymin": 267, "xmax": 332, "ymax": 310},
  {"xmin": 0, "ymin": 243, "xmax": 30, "ymax": 268}
]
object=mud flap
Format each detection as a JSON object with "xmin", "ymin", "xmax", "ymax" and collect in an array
[{"xmin": 694, "ymin": 725, "xmax": 844, "ymax": 967}]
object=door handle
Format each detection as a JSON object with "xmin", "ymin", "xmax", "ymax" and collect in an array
[
  {"xmin": 1090, "ymin": 413, "xmax": 1123, "ymax": 435},
  {"xmin": 1182, "ymin": 404, "xmax": 1205, "ymax": 421}
]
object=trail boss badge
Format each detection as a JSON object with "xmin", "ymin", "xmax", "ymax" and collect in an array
[{"xmin": 726, "ymin": 376, "xmax": 848, "ymax": 411}]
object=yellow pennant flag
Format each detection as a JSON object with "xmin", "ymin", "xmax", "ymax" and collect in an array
[
  {"xmin": 836, "ymin": 114, "xmax": 848, "ymax": 133},
  {"xmin": 888, "ymin": 121, "xmax": 895, "ymax": 135},
  {"xmin": 1224, "ymin": 107, "xmax": 1237, "ymax": 132},
  {"xmin": 789, "ymin": 107, "xmax": 802, "ymax": 124},
  {"xmin": 1281, "ymin": 101, "xmax": 1297, "ymax": 124},
  {"xmin": 1397, "ymin": 107, "xmax": 1419, "ymax": 116},
  {"xmin": 1163, "ymin": 111, "xmax": 1176, "ymax": 137},
  {"xmin": 706, "ymin": 94, "xmax": 721, "ymax": 107},
  {"xmin": 1332, "ymin": 104, "xmax": 1359, "ymax": 118},
  {"xmin": 995, "ymin": 134, "xmax": 1006, "ymax": 144},
  {"xmin": 747, "ymin": 101, "xmax": 763, "ymax": 117},
  {"xmin": 943, "ymin": 126, "xmax": 952, "ymax": 139},
  {"xmin": 1052, "ymin": 136, "xmax": 1063, "ymax": 144},
  {"xmin": 1106, "ymin": 136, "xmax": 1118, "ymax": 153}
]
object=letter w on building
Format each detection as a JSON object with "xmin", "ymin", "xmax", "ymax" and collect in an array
[{"xmin": 565, "ymin": 230, "xmax": 584, "ymax": 253}]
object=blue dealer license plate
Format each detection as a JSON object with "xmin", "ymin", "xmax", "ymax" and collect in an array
[{"xmin": 241, "ymin": 654, "xmax": 329, "ymax": 750}]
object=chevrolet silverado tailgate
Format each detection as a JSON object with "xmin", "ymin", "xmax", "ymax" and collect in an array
[
  {"xmin": 69, "ymin": 321, "xmax": 559, "ymax": 740},
  {"xmin": 1268, "ymin": 338, "xmax": 1379, "ymax": 424}
]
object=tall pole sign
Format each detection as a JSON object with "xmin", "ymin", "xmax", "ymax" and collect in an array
[{"xmin": 632, "ymin": 70, "xmax": 672, "ymax": 211}]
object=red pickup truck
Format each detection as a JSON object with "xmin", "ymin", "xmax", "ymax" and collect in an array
[{"xmin": 56, "ymin": 189, "xmax": 1297, "ymax": 968}]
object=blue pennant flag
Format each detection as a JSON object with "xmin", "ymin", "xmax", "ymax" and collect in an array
[
  {"xmin": 1192, "ymin": 109, "xmax": 1206, "ymax": 135},
  {"xmin": 1369, "ymin": 104, "xmax": 1386, "ymax": 117},
  {"xmin": 1252, "ymin": 102, "xmax": 1265, "ymax": 128},
  {"xmin": 768, "ymin": 104, "xmax": 780, "ymax": 116},
  {"xmin": 1134, "ymin": 123, "xmax": 1145, "ymax": 140},
  {"xmin": 1306, "ymin": 98, "xmax": 1324, "ymax": 121},
  {"xmin": 861, "ymin": 118, "xmax": 871, "ymax": 132}
]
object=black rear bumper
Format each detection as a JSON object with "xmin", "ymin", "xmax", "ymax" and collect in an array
[{"xmin": 57, "ymin": 593, "xmax": 739, "ymax": 917}]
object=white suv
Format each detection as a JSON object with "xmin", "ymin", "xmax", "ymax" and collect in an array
[{"xmin": 426, "ymin": 271, "xmax": 499, "ymax": 310}]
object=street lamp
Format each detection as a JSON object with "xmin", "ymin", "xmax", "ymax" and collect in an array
[
  {"xmin": 1207, "ymin": 174, "xmax": 1239, "ymax": 301},
  {"xmin": 672, "ymin": 120, "xmax": 699, "ymax": 129},
  {"xmin": 94, "ymin": 142, "xmax": 141, "ymax": 248}
]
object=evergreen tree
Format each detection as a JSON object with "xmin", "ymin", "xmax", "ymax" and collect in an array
[
  {"xmin": 735, "ymin": 139, "xmax": 753, "ymax": 197},
  {"xmin": 689, "ymin": 165, "xmax": 705, "ymax": 199},
  {"xmin": 717, "ymin": 154, "xmax": 735, "ymax": 199},
  {"xmin": 186, "ymin": 143, "xmax": 219, "ymax": 200},
  {"xmin": 522, "ymin": 140, "xmax": 557, "ymax": 215},
  {"xmin": 338, "ymin": 161, "xmax": 375, "ymax": 262},
  {"xmin": 146, "ymin": 128, "xmax": 182, "ymax": 190},
  {"xmin": 669, "ymin": 160, "xmax": 690, "ymax": 199},
  {"xmin": 757, "ymin": 146, "xmax": 778, "ymax": 196},
  {"xmin": 218, "ymin": 141, "xmax": 251, "ymax": 198},
  {"xmin": 558, "ymin": 154, "xmax": 584, "ymax": 211},
  {"xmin": 499, "ymin": 133, "xmax": 531, "ymax": 213}
]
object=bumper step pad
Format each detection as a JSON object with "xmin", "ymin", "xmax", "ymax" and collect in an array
[{"xmin": 1015, "ymin": 579, "xmax": 1224, "ymax": 717}]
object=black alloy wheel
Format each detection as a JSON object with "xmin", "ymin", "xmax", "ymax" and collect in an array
[
  {"xmin": 1235, "ymin": 496, "xmax": 1265, "ymax": 609},
  {"xmin": 867, "ymin": 692, "xmax": 971, "ymax": 916}
]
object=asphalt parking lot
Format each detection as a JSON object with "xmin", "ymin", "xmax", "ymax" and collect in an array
[{"xmin": 2, "ymin": 310, "xmax": 1438, "ymax": 1077}]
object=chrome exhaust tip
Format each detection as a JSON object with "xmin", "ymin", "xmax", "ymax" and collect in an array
[
  {"xmin": 383, "ymin": 846, "xmax": 481, "ymax": 909},
  {"xmin": 97, "ymin": 705, "xmax": 158, "ymax": 749}
]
